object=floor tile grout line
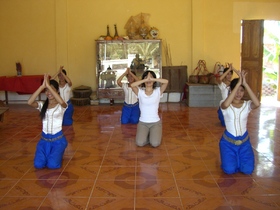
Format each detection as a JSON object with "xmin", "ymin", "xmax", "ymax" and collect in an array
[
  {"xmin": 165, "ymin": 146, "xmax": 184, "ymax": 208},
  {"xmin": 0, "ymin": 103, "xmax": 280, "ymax": 209},
  {"xmin": 0, "ymin": 165, "xmax": 33, "ymax": 201},
  {"xmin": 162, "ymin": 109, "xmax": 185, "ymax": 208},
  {"xmin": 37, "ymin": 118, "xmax": 105, "ymax": 209},
  {"xmin": 85, "ymin": 115, "xmax": 114, "ymax": 209}
]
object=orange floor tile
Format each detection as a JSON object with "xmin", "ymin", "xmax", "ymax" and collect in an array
[{"xmin": 0, "ymin": 102, "xmax": 280, "ymax": 209}]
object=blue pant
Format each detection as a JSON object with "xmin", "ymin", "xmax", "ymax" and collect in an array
[
  {"xmin": 63, "ymin": 100, "xmax": 74, "ymax": 126},
  {"xmin": 34, "ymin": 131, "xmax": 68, "ymax": 169},
  {"xmin": 217, "ymin": 107, "xmax": 225, "ymax": 127},
  {"xmin": 121, "ymin": 102, "xmax": 140, "ymax": 124},
  {"xmin": 219, "ymin": 130, "xmax": 254, "ymax": 174}
]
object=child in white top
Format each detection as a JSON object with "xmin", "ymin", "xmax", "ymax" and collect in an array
[
  {"xmin": 131, "ymin": 70, "xmax": 168, "ymax": 147},
  {"xmin": 216, "ymin": 64, "xmax": 236, "ymax": 126},
  {"xmin": 28, "ymin": 74, "xmax": 68, "ymax": 169},
  {"xmin": 52, "ymin": 66, "xmax": 73, "ymax": 126},
  {"xmin": 219, "ymin": 70, "xmax": 260, "ymax": 174},
  {"xmin": 117, "ymin": 68, "xmax": 140, "ymax": 124}
]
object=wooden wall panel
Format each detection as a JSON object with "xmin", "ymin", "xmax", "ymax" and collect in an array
[{"xmin": 162, "ymin": 66, "xmax": 188, "ymax": 93}]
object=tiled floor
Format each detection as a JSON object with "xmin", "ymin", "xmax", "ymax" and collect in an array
[{"xmin": 0, "ymin": 101, "xmax": 280, "ymax": 209}]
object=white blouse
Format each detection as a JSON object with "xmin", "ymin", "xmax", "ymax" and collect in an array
[
  {"xmin": 221, "ymin": 100, "xmax": 252, "ymax": 136},
  {"xmin": 37, "ymin": 101, "xmax": 66, "ymax": 134},
  {"xmin": 122, "ymin": 83, "xmax": 138, "ymax": 104},
  {"xmin": 138, "ymin": 87, "xmax": 162, "ymax": 123},
  {"xmin": 59, "ymin": 83, "xmax": 72, "ymax": 102},
  {"xmin": 218, "ymin": 82, "xmax": 230, "ymax": 100}
]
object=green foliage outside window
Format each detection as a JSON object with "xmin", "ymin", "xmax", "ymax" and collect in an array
[{"xmin": 263, "ymin": 21, "xmax": 280, "ymax": 91}]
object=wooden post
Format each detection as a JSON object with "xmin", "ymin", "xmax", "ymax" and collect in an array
[{"xmin": 278, "ymin": 55, "xmax": 280, "ymax": 101}]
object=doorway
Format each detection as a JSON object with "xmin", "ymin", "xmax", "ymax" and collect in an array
[{"xmin": 262, "ymin": 20, "xmax": 280, "ymax": 105}]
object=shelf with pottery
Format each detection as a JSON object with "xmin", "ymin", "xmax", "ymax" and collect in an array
[{"xmin": 95, "ymin": 39, "xmax": 162, "ymax": 103}]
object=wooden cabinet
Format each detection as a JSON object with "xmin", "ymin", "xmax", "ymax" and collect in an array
[
  {"xmin": 162, "ymin": 65, "xmax": 188, "ymax": 94},
  {"xmin": 96, "ymin": 40, "xmax": 162, "ymax": 100},
  {"xmin": 185, "ymin": 83, "xmax": 222, "ymax": 107}
]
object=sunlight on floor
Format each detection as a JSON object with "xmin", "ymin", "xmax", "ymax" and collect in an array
[{"xmin": 261, "ymin": 95, "xmax": 280, "ymax": 107}]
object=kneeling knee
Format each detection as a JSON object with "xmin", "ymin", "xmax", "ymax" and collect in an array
[
  {"xmin": 130, "ymin": 119, "xmax": 139, "ymax": 124},
  {"xmin": 222, "ymin": 166, "xmax": 237, "ymax": 174},
  {"xmin": 47, "ymin": 162, "xmax": 62, "ymax": 169},
  {"xmin": 34, "ymin": 159, "xmax": 46, "ymax": 169},
  {"xmin": 136, "ymin": 142, "xmax": 146, "ymax": 147},
  {"xmin": 34, "ymin": 163, "xmax": 45, "ymax": 169},
  {"xmin": 150, "ymin": 141, "xmax": 161, "ymax": 148},
  {"xmin": 240, "ymin": 167, "xmax": 254, "ymax": 175}
]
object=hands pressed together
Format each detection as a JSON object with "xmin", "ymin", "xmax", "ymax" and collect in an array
[
  {"xmin": 236, "ymin": 70, "xmax": 248, "ymax": 87},
  {"xmin": 228, "ymin": 63, "xmax": 248, "ymax": 86},
  {"xmin": 144, "ymin": 72, "xmax": 155, "ymax": 82},
  {"xmin": 59, "ymin": 65, "xmax": 64, "ymax": 74},
  {"xmin": 41, "ymin": 73, "xmax": 51, "ymax": 89}
]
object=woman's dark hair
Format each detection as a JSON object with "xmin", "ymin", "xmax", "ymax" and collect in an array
[
  {"xmin": 127, "ymin": 70, "xmax": 136, "ymax": 77},
  {"xmin": 141, "ymin": 70, "xmax": 157, "ymax": 88},
  {"xmin": 230, "ymin": 78, "xmax": 244, "ymax": 91},
  {"xmin": 40, "ymin": 79, "xmax": 59, "ymax": 120},
  {"xmin": 224, "ymin": 67, "xmax": 233, "ymax": 74}
]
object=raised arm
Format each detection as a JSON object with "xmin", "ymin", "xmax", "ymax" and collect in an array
[
  {"xmin": 117, "ymin": 68, "xmax": 128, "ymax": 87},
  {"xmin": 130, "ymin": 72, "xmax": 168, "ymax": 95},
  {"xmin": 129, "ymin": 69, "xmax": 139, "ymax": 82},
  {"xmin": 130, "ymin": 77, "xmax": 145, "ymax": 96},
  {"xmin": 231, "ymin": 64, "xmax": 240, "ymax": 76},
  {"xmin": 51, "ymin": 66, "xmax": 63, "ymax": 80},
  {"xmin": 28, "ymin": 75, "xmax": 47, "ymax": 108},
  {"xmin": 60, "ymin": 69, "xmax": 72, "ymax": 87},
  {"xmin": 241, "ymin": 71, "xmax": 260, "ymax": 109},
  {"xmin": 154, "ymin": 78, "xmax": 168, "ymax": 95},
  {"xmin": 45, "ymin": 75, "xmax": 67, "ymax": 108},
  {"xmin": 51, "ymin": 66, "xmax": 72, "ymax": 87},
  {"xmin": 216, "ymin": 64, "xmax": 232, "ymax": 84},
  {"xmin": 221, "ymin": 70, "xmax": 242, "ymax": 109}
]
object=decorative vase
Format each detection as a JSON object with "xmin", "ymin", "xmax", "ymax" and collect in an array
[
  {"xmin": 16, "ymin": 62, "xmax": 22, "ymax": 76},
  {"xmin": 113, "ymin": 24, "xmax": 119, "ymax": 40},
  {"xmin": 105, "ymin": 25, "xmax": 112, "ymax": 41}
]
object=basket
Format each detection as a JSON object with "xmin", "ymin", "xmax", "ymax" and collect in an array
[
  {"xmin": 73, "ymin": 89, "xmax": 92, "ymax": 98},
  {"xmin": 72, "ymin": 85, "xmax": 92, "ymax": 98},
  {"xmin": 189, "ymin": 61, "xmax": 201, "ymax": 84},
  {"xmin": 71, "ymin": 98, "xmax": 90, "ymax": 106},
  {"xmin": 198, "ymin": 60, "xmax": 209, "ymax": 84}
]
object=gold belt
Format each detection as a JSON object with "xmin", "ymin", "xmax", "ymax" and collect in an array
[
  {"xmin": 223, "ymin": 133, "xmax": 249, "ymax": 146},
  {"xmin": 41, "ymin": 134, "xmax": 63, "ymax": 142}
]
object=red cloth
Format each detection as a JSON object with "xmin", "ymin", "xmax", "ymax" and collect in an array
[{"xmin": 1, "ymin": 75, "xmax": 44, "ymax": 94}]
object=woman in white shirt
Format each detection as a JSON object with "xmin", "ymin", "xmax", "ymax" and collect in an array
[
  {"xmin": 216, "ymin": 64, "xmax": 235, "ymax": 126},
  {"xmin": 28, "ymin": 74, "xmax": 68, "ymax": 169},
  {"xmin": 52, "ymin": 66, "xmax": 73, "ymax": 126},
  {"xmin": 219, "ymin": 70, "xmax": 260, "ymax": 174},
  {"xmin": 131, "ymin": 71, "xmax": 168, "ymax": 147}
]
